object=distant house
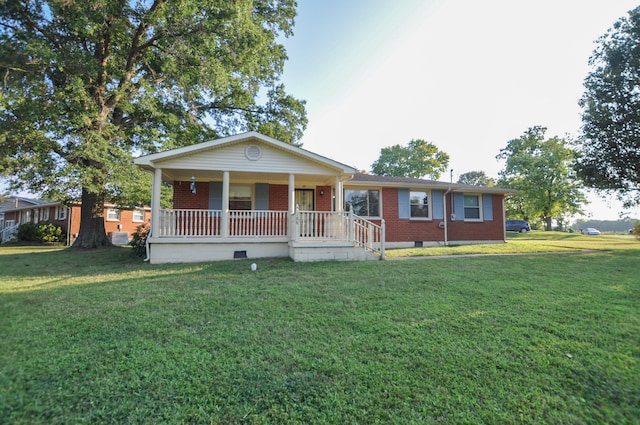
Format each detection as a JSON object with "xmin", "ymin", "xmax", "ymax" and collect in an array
[
  {"xmin": 134, "ymin": 132, "xmax": 516, "ymax": 264},
  {"xmin": 0, "ymin": 196, "xmax": 150, "ymax": 244}
]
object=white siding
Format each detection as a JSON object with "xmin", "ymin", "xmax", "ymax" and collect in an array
[{"xmin": 156, "ymin": 142, "xmax": 338, "ymax": 175}]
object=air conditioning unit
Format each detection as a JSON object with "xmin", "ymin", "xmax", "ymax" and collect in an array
[{"xmin": 109, "ymin": 231, "xmax": 130, "ymax": 245}]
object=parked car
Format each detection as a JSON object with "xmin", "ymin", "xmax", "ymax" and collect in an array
[
  {"xmin": 506, "ymin": 219, "xmax": 531, "ymax": 233},
  {"xmin": 581, "ymin": 228, "xmax": 601, "ymax": 235}
]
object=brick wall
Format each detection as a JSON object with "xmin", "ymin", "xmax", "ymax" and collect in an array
[
  {"xmin": 380, "ymin": 188, "xmax": 504, "ymax": 243},
  {"xmin": 269, "ymin": 184, "xmax": 289, "ymax": 210},
  {"xmin": 381, "ymin": 187, "xmax": 446, "ymax": 242},
  {"xmin": 173, "ymin": 181, "xmax": 210, "ymax": 209},
  {"xmin": 447, "ymin": 194, "xmax": 504, "ymax": 241},
  {"xmin": 316, "ymin": 186, "xmax": 332, "ymax": 211}
]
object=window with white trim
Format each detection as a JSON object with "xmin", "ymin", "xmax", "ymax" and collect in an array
[
  {"xmin": 410, "ymin": 191, "xmax": 430, "ymax": 218},
  {"xmin": 344, "ymin": 189, "xmax": 380, "ymax": 217},
  {"xmin": 133, "ymin": 209, "xmax": 145, "ymax": 222},
  {"xmin": 42, "ymin": 208, "xmax": 49, "ymax": 221},
  {"xmin": 106, "ymin": 208, "xmax": 121, "ymax": 221},
  {"xmin": 463, "ymin": 194, "xmax": 482, "ymax": 220},
  {"xmin": 229, "ymin": 184, "xmax": 252, "ymax": 210},
  {"xmin": 56, "ymin": 206, "xmax": 67, "ymax": 220}
]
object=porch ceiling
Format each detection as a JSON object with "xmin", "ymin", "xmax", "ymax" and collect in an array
[{"xmin": 162, "ymin": 169, "xmax": 341, "ymax": 187}]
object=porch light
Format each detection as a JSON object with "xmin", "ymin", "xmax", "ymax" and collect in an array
[
  {"xmin": 190, "ymin": 176, "xmax": 196, "ymax": 194},
  {"xmin": 319, "ymin": 189, "xmax": 325, "ymax": 197}
]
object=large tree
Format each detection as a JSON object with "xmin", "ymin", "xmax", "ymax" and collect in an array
[
  {"xmin": 371, "ymin": 139, "xmax": 449, "ymax": 180},
  {"xmin": 457, "ymin": 171, "xmax": 495, "ymax": 187},
  {"xmin": 0, "ymin": 0, "xmax": 307, "ymax": 248},
  {"xmin": 576, "ymin": 6, "xmax": 640, "ymax": 207},
  {"xmin": 497, "ymin": 126, "xmax": 586, "ymax": 230}
]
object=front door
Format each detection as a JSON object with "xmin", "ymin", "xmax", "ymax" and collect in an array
[
  {"xmin": 295, "ymin": 189, "xmax": 314, "ymax": 211},
  {"xmin": 295, "ymin": 189, "xmax": 315, "ymax": 236}
]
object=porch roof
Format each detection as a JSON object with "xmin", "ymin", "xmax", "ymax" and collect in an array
[{"xmin": 134, "ymin": 132, "xmax": 359, "ymax": 184}]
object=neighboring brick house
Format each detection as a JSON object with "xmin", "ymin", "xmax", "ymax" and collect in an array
[
  {"xmin": 0, "ymin": 196, "xmax": 150, "ymax": 244},
  {"xmin": 134, "ymin": 132, "xmax": 516, "ymax": 264}
]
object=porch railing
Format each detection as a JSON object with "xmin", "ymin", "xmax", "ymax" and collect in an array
[
  {"xmin": 155, "ymin": 208, "xmax": 385, "ymax": 258},
  {"xmin": 1, "ymin": 223, "xmax": 19, "ymax": 243},
  {"xmin": 157, "ymin": 209, "xmax": 288, "ymax": 237},
  {"xmin": 295, "ymin": 210, "xmax": 385, "ymax": 258}
]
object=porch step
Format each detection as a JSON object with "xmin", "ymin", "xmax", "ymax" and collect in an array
[{"xmin": 289, "ymin": 241, "xmax": 381, "ymax": 262}]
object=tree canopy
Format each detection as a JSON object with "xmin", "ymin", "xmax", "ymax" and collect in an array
[
  {"xmin": 0, "ymin": 0, "xmax": 307, "ymax": 248},
  {"xmin": 371, "ymin": 139, "xmax": 449, "ymax": 180},
  {"xmin": 497, "ymin": 126, "xmax": 586, "ymax": 230},
  {"xmin": 457, "ymin": 171, "xmax": 495, "ymax": 187},
  {"xmin": 576, "ymin": 5, "xmax": 640, "ymax": 207}
]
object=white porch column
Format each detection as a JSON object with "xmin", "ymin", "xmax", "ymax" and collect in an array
[
  {"xmin": 151, "ymin": 167, "xmax": 162, "ymax": 238},
  {"xmin": 288, "ymin": 174, "xmax": 295, "ymax": 213},
  {"xmin": 335, "ymin": 176, "xmax": 343, "ymax": 212},
  {"xmin": 222, "ymin": 171, "xmax": 230, "ymax": 237}
]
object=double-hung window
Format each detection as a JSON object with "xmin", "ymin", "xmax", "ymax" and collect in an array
[
  {"xmin": 463, "ymin": 194, "xmax": 482, "ymax": 220},
  {"xmin": 56, "ymin": 206, "xmax": 67, "ymax": 221},
  {"xmin": 410, "ymin": 191, "xmax": 430, "ymax": 218},
  {"xmin": 229, "ymin": 184, "xmax": 252, "ymax": 210},
  {"xmin": 133, "ymin": 209, "xmax": 145, "ymax": 222},
  {"xmin": 107, "ymin": 208, "xmax": 121, "ymax": 221},
  {"xmin": 344, "ymin": 189, "xmax": 380, "ymax": 217}
]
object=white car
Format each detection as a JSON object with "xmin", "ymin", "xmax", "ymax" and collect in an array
[{"xmin": 581, "ymin": 228, "xmax": 601, "ymax": 235}]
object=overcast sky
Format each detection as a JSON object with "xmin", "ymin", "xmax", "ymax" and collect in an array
[{"xmin": 280, "ymin": 0, "xmax": 640, "ymax": 220}]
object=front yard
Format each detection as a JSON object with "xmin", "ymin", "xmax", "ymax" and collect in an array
[{"xmin": 0, "ymin": 234, "xmax": 638, "ymax": 424}]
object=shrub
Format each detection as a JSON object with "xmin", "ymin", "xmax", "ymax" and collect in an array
[
  {"xmin": 17, "ymin": 222, "xmax": 64, "ymax": 243},
  {"xmin": 37, "ymin": 222, "xmax": 64, "ymax": 243},
  {"xmin": 633, "ymin": 222, "xmax": 640, "ymax": 240},
  {"xmin": 17, "ymin": 222, "xmax": 40, "ymax": 242},
  {"xmin": 129, "ymin": 223, "xmax": 150, "ymax": 257}
]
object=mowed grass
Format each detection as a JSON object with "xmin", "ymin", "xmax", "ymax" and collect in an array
[
  {"xmin": 0, "ymin": 235, "xmax": 638, "ymax": 424},
  {"xmin": 385, "ymin": 230, "xmax": 640, "ymax": 257}
]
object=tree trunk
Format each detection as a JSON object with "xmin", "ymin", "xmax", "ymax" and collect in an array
[
  {"xmin": 545, "ymin": 216, "xmax": 553, "ymax": 231},
  {"xmin": 72, "ymin": 187, "xmax": 112, "ymax": 249}
]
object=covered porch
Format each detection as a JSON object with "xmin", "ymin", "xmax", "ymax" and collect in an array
[{"xmin": 151, "ymin": 208, "xmax": 385, "ymax": 263}]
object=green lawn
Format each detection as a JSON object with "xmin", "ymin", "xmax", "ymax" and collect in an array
[{"xmin": 1, "ymin": 234, "xmax": 638, "ymax": 424}]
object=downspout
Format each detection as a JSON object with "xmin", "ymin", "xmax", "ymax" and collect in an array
[
  {"xmin": 144, "ymin": 227, "xmax": 151, "ymax": 262},
  {"xmin": 502, "ymin": 194, "xmax": 507, "ymax": 242},
  {"xmin": 66, "ymin": 205, "xmax": 71, "ymax": 246},
  {"xmin": 443, "ymin": 187, "xmax": 451, "ymax": 247}
]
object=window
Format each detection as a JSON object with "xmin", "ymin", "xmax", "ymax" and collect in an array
[
  {"xmin": 33, "ymin": 209, "xmax": 39, "ymax": 224},
  {"xmin": 42, "ymin": 208, "xmax": 49, "ymax": 221},
  {"xmin": 133, "ymin": 209, "xmax": 145, "ymax": 222},
  {"xmin": 229, "ymin": 184, "xmax": 252, "ymax": 210},
  {"xmin": 344, "ymin": 189, "xmax": 380, "ymax": 217},
  {"xmin": 106, "ymin": 208, "xmax": 121, "ymax": 221},
  {"xmin": 56, "ymin": 206, "xmax": 67, "ymax": 221},
  {"xmin": 463, "ymin": 194, "xmax": 482, "ymax": 220},
  {"xmin": 410, "ymin": 191, "xmax": 430, "ymax": 218}
]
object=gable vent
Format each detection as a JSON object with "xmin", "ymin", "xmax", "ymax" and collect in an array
[{"xmin": 245, "ymin": 145, "xmax": 263, "ymax": 161}]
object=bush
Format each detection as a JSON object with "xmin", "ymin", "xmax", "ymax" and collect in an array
[
  {"xmin": 16, "ymin": 222, "xmax": 64, "ymax": 243},
  {"xmin": 38, "ymin": 222, "xmax": 64, "ymax": 243},
  {"xmin": 129, "ymin": 223, "xmax": 150, "ymax": 257},
  {"xmin": 633, "ymin": 222, "xmax": 640, "ymax": 240},
  {"xmin": 17, "ymin": 222, "xmax": 40, "ymax": 242}
]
